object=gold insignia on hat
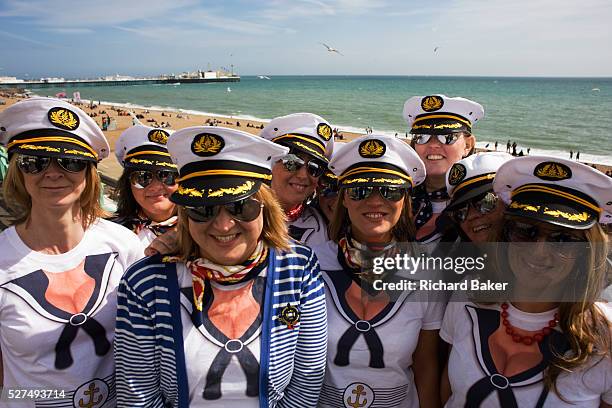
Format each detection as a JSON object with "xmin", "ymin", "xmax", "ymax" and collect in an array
[
  {"xmin": 191, "ymin": 133, "xmax": 225, "ymax": 157},
  {"xmin": 47, "ymin": 107, "xmax": 80, "ymax": 131},
  {"xmin": 317, "ymin": 123, "xmax": 332, "ymax": 141},
  {"xmin": 278, "ymin": 303, "xmax": 300, "ymax": 330},
  {"xmin": 448, "ymin": 163, "xmax": 467, "ymax": 186},
  {"xmin": 208, "ymin": 180, "xmax": 256, "ymax": 197},
  {"xmin": 358, "ymin": 139, "xmax": 386, "ymax": 158},
  {"xmin": 534, "ymin": 162, "xmax": 572, "ymax": 181},
  {"xmin": 421, "ymin": 95, "xmax": 444, "ymax": 112},
  {"xmin": 148, "ymin": 129, "xmax": 169, "ymax": 145}
]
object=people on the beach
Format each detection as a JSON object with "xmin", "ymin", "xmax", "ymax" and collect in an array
[
  {"xmin": 260, "ymin": 112, "xmax": 334, "ymax": 245},
  {"xmin": 115, "ymin": 126, "xmax": 327, "ymax": 407},
  {"xmin": 403, "ymin": 94, "xmax": 483, "ymax": 243},
  {"xmin": 0, "ymin": 97, "xmax": 143, "ymax": 407},
  {"xmin": 111, "ymin": 124, "xmax": 178, "ymax": 246}
]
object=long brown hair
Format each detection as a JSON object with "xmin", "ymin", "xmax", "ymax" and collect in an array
[
  {"xmin": 484, "ymin": 218, "xmax": 611, "ymax": 399},
  {"xmin": 2, "ymin": 156, "xmax": 108, "ymax": 229},
  {"xmin": 175, "ymin": 184, "xmax": 291, "ymax": 261},
  {"xmin": 328, "ymin": 188, "xmax": 416, "ymax": 242}
]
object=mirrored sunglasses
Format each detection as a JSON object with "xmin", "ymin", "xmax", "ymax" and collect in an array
[
  {"xmin": 280, "ymin": 153, "xmax": 325, "ymax": 178},
  {"xmin": 346, "ymin": 186, "xmax": 407, "ymax": 202},
  {"xmin": 503, "ymin": 220, "xmax": 587, "ymax": 244},
  {"xmin": 185, "ymin": 197, "xmax": 264, "ymax": 223},
  {"xmin": 318, "ymin": 180, "xmax": 339, "ymax": 198},
  {"xmin": 452, "ymin": 192, "xmax": 499, "ymax": 223},
  {"xmin": 17, "ymin": 154, "xmax": 89, "ymax": 174},
  {"xmin": 129, "ymin": 170, "xmax": 178, "ymax": 189},
  {"xmin": 413, "ymin": 133, "xmax": 463, "ymax": 145}
]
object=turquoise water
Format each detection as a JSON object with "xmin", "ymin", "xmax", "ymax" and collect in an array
[{"xmin": 34, "ymin": 76, "xmax": 612, "ymax": 164}]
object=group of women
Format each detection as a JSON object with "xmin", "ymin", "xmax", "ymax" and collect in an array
[{"xmin": 0, "ymin": 94, "xmax": 610, "ymax": 408}]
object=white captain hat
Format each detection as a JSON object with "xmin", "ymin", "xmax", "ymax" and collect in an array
[
  {"xmin": 446, "ymin": 152, "xmax": 513, "ymax": 209},
  {"xmin": 328, "ymin": 135, "xmax": 425, "ymax": 188},
  {"xmin": 0, "ymin": 97, "xmax": 109, "ymax": 162},
  {"xmin": 259, "ymin": 112, "xmax": 334, "ymax": 163},
  {"xmin": 493, "ymin": 156, "xmax": 612, "ymax": 229},
  {"xmin": 115, "ymin": 125, "xmax": 176, "ymax": 170},
  {"xmin": 167, "ymin": 126, "xmax": 289, "ymax": 206},
  {"xmin": 403, "ymin": 94, "xmax": 484, "ymax": 135}
]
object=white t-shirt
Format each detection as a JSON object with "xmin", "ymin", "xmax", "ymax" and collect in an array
[
  {"xmin": 288, "ymin": 205, "xmax": 329, "ymax": 246},
  {"xmin": 177, "ymin": 263, "xmax": 264, "ymax": 407},
  {"xmin": 0, "ymin": 219, "xmax": 144, "ymax": 408},
  {"xmin": 441, "ymin": 301, "xmax": 612, "ymax": 407},
  {"xmin": 313, "ymin": 241, "xmax": 445, "ymax": 408}
]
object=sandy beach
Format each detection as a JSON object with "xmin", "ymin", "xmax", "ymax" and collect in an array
[{"xmin": 1, "ymin": 93, "xmax": 611, "ymax": 181}]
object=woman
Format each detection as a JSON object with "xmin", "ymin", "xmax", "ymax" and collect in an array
[
  {"xmin": 115, "ymin": 126, "xmax": 328, "ymax": 407},
  {"xmin": 315, "ymin": 170, "xmax": 339, "ymax": 223},
  {"xmin": 112, "ymin": 124, "xmax": 179, "ymax": 245},
  {"xmin": 441, "ymin": 156, "xmax": 612, "ymax": 407},
  {"xmin": 313, "ymin": 135, "xmax": 445, "ymax": 408},
  {"xmin": 440, "ymin": 152, "xmax": 512, "ymax": 243},
  {"xmin": 403, "ymin": 95, "xmax": 483, "ymax": 243},
  {"xmin": 260, "ymin": 113, "xmax": 334, "ymax": 245},
  {"xmin": 0, "ymin": 98, "xmax": 143, "ymax": 407}
]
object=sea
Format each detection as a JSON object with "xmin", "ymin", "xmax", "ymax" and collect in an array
[{"xmin": 33, "ymin": 75, "xmax": 612, "ymax": 165}]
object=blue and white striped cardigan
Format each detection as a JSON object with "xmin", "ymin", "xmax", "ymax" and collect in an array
[{"xmin": 114, "ymin": 242, "xmax": 327, "ymax": 408}]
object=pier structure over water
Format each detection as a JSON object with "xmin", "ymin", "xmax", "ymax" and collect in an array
[{"xmin": 0, "ymin": 76, "xmax": 240, "ymax": 89}]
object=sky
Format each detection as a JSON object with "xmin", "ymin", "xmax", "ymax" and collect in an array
[{"xmin": 1, "ymin": 0, "xmax": 611, "ymax": 78}]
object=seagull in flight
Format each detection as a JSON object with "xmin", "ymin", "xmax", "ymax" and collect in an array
[
  {"xmin": 320, "ymin": 42, "xmax": 343, "ymax": 56},
  {"xmin": 434, "ymin": 46, "xmax": 439, "ymax": 53}
]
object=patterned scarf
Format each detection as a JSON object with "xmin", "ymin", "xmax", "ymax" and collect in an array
[
  {"xmin": 188, "ymin": 241, "xmax": 268, "ymax": 311},
  {"xmin": 125, "ymin": 214, "xmax": 178, "ymax": 236},
  {"xmin": 285, "ymin": 203, "xmax": 305, "ymax": 222},
  {"xmin": 338, "ymin": 234, "xmax": 397, "ymax": 296},
  {"xmin": 411, "ymin": 184, "xmax": 450, "ymax": 229}
]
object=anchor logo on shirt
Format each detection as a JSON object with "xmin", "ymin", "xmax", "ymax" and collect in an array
[
  {"xmin": 73, "ymin": 379, "xmax": 109, "ymax": 407},
  {"xmin": 343, "ymin": 383, "xmax": 374, "ymax": 408}
]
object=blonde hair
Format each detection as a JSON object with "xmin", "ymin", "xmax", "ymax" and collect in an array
[
  {"xmin": 329, "ymin": 188, "xmax": 416, "ymax": 242},
  {"xmin": 2, "ymin": 156, "xmax": 108, "ymax": 229},
  {"xmin": 484, "ymin": 218, "xmax": 611, "ymax": 399},
  {"xmin": 176, "ymin": 184, "xmax": 291, "ymax": 261}
]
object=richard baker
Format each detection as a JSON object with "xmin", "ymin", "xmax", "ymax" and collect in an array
[{"xmin": 373, "ymin": 278, "xmax": 508, "ymax": 292}]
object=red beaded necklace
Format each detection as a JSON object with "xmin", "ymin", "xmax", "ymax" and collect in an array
[{"xmin": 501, "ymin": 303, "xmax": 559, "ymax": 346}]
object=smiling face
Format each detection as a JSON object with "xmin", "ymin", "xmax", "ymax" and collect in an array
[
  {"xmin": 22, "ymin": 159, "xmax": 88, "ymax": 212},
  {"xmin": 188, "ymin": 205, "xmax": 264, "ymax": 265},
  {"xmin": 506, "ymin": 219, "xmax": 583, "ymax": 295},
  {"xmin": 414, "ymin": 133, "xmax": 474, "ymax": 179},
  {"xmin": 271, "ymin": 152, "xmax": 319, "ymax": 210},
  {"xmin": 342, "ymin": 188, "xmax": 404, "ymax": 244},
  {"xmin": 460, "ymin": 199, "xmax": 506, "ymax": 242},
  {"xmin": 130, "ymin": 175, "xmax": 177, "ymax": 222}
]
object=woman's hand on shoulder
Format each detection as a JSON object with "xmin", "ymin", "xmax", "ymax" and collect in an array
[{"xmin": 145, "ymin": 229, "xmax": 178, "ymax": 257}]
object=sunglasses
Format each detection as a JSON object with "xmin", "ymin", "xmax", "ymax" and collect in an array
[
  {"xmin": 413, "ymin": 133, "xmax": 464, "ymax": 145},
  {"xmin": 280, "ymin": 153, "xmax": 326, "ymax": 178},
  {"xmin": 185, "ymin": 197, "xmax": 264, "ymax": 223},
  {"xmin": 346, "ymin": 186, "xmax": 407, "ymax": 202},
  {"xmin": 504, "ymin": 220, "xmax": 587, "ymax": 243},
  {"xmin": 129, "ymin": 170, "xmax": 178, "ymax": 189},
  {"xmin": 17, "ymin": 154, "xmax": 89, "ymax": 174},
  {"xmin": 452, "ymin": 192, "xmax": 499, "ymax": 223},
  {"xmin": 318, "ymin": 180, "xmax": 339, "ymax": 198}
]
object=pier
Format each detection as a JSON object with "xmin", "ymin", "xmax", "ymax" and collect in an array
[{"xmin": 0, "ymin": 76, "xmax": 240, "ymax": 89}]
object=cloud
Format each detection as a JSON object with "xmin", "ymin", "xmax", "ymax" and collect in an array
[
  {"xmin": 0, "ymin": 0, "xmax": 199, "ymax": 27},
  {"xmin": 0, "ymin": 29, "xmax": 50, "ymax": 46},
  {"xmin": 258, "ymin": 0, "xmax": 386, "ymax": 21}
]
